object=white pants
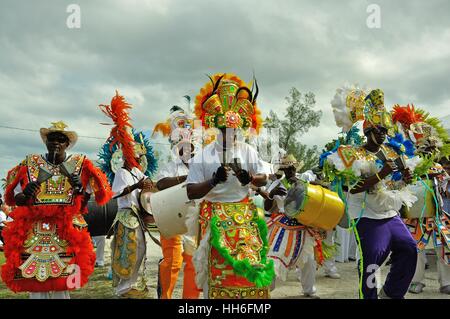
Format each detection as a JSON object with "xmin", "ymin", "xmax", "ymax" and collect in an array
[
  {"xmin": 295, "ymin": 232, "xmax": 317, "ymax": 294},
  {"xmin": 412, "ymin": 250, "xmax": 450, "ymax": 288},
  {"xmin": 335, "ymin": 226, "xmax": 358, "ymax": 263},
  {"xmin": 29, "ymin": 291, "xmax": 70, "ymax": 299},
  {"xmin": 93, "ymin": 235, "xmax": 106, "ymax": 265},
  {"xmin": 114, "ymin": 227, "xmax": 147, "ymax": 296},
  {"xmin": 322, "ymin": 230, "xmax": 339, "ymax": 275},
  {"xmin": 296, "ymin": 254, "xmax": 317, "ymax": 294}
]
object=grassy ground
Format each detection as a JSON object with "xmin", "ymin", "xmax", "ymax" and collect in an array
[{"xmin": 0, "ymin": 252, "xmax": 117, "ymax": 299}]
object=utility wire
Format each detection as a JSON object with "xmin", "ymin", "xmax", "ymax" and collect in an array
[{"xmin": 0, "ymin": 124, "xmax": 171, "ymax": 145}]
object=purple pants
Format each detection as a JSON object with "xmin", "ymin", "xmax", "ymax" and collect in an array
[{"xmin": 355, "ymin": 215, "xmax": 417, "ymax": 299}]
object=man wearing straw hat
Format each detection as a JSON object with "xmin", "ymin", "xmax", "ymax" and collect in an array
[
  {"xmin": 1, "ymin": 121, "xmax": 112, "ymax": 298},
  {"xmin": 263, "ymin": 154, "xmax": 324, "ymax": 298}
]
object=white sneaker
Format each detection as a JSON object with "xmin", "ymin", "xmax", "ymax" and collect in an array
[
  {"xmin": 378, "ymin": 287, "xmax": 392, "ymax": 299},
  {"xmin": 408, "ymin": 282, "xmax": 425, "ymax": 294},
  {"xmin": 439, "ymin": 285, "xmax": 450, "ymax": 295},
  {"xmin": 325, "ymin": 272, "xmax": 341, "ymax": 279},
  {"xmin": 303, "ymin": 292, "xmax": 320, "ymax": 299}
]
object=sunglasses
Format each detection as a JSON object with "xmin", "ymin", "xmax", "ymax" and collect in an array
[{"xmin": 47, "ymin": 135, "xmax": 69, "ymax": 143}]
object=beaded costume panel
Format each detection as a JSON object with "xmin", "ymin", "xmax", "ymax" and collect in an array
[
  {"xmin": 18, "ymin": 221, "xmax": 74, "ymax": 282},
  {"xmin": 200, "ymin": 200, "xmax": 271, "ymax": 299},
  {"xmin": 26, "ymin": 154, "xmax": 85, "ymax": 205}
]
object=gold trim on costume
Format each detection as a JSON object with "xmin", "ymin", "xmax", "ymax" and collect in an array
[{"xmin": 209, "ymin": 286, "xmax": 269, "ymax": 299}]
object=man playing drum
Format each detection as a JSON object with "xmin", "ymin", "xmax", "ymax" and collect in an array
[
  {"xmin": 99, "ymin": 92, "xmax": 156, "ymax": 298},
  {"xmin": 152, "ymin": 104, "xmax": 201, "ymax": 299},
  {"xmin": 263, "ymin": 154, "xmax": 322, "ymax": 298},
  {"xmin": 186, "ymin": 73, "xmax": 274, "ymax": 299}
]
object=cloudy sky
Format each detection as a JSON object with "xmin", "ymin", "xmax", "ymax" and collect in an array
[{"xmin": 1, "ymin": 0, "xmax": 450, "ymax": 180}]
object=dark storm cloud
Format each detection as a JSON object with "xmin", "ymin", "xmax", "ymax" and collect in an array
[{"xmin": 1, "ymin": 0, "xmax": 449, "ymax": 178}]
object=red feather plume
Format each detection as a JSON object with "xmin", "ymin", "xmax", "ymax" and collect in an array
[
  {"xmin": 99, "ymin": 91, "xmax": 140, "ymax": 170},
  {"xmin": 392, "ymin": 104, "xmax": 424, "ymax": 129}
]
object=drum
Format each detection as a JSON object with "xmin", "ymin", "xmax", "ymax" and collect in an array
[
  {"xmin": 401, "ymin": 180, "xmax": 436, "ymax": 219},
  {"xmin": 85, "ymin": 198, "xmax": 118, "ymax": 236},
  {"xmin": 284, "ymin": 181, "xmax": 345, "ymax": 231},
  {"xmin": 139, "ymin": 183, "xmax": 193, "ymax": 238}
]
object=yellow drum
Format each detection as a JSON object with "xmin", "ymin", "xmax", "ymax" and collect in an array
[
  {"xmin": 400, "ymin": 180, "xmax": 436, "ymax": 219},
  {"xmin": 284, "ymin": 182, "xmax": 345, "ymax": 231}
]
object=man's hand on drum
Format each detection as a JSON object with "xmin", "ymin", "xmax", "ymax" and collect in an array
[
  {"xmin": 142, "ymin": 179, "xmax": 154, "ymax": 191},
  {"xmin": 269, "ymin": 186, "xmax": 287, "ymax": 199},
  {"xmin": 136, "ymin": 177, "xmax": 146, "ymax": 189}
]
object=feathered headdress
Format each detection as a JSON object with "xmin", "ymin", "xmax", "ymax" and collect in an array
[
  {"xmin": 362, "ymin": 89, "xmax": 395, "ymax": 135},
  {"xmin": 99, "ymin": 91, "xmax": 141, "ymax": 170},
  {"xmin": 153, "ymin": 98, "xmax": 195, "ymax": 140},
  {"xmin": 194, "ymin": 73, "xmax": 263, "ymax": 133},
  {"xmin": 391, "ymin": 104, "xmax": 450, "ymax": 159},
  {"xmin": 392, "ymin": 104, "xmax": 424, "ymax": 132},
  {"xmin": 152, "ymin": 96, "xmax": 203, "ymax": 157},
  {"xmin": 331, "ymin": 85, "xmax": 395, "ymax": 137},
  {"xmin": 330, "ymin": 84, "xmax": 367, "ymax": 132}
]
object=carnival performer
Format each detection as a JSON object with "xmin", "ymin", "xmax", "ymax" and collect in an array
[
  {"xmin": 391, "ymin": 104, "xmax": 450, "ymax": 295},
  {"xmin": 262, "ymin": 154, "xmax": 321, "ymax": 298},
  {"xmin": 152, "ymin": 103, "xmax": 201, "ymax": 299},
  {"xmin": 98, "ymin": 91, "xmax": 158, "ymax": 298},
  {"xmin": 1, "ymin": 121, "xmax": 113, "ymax": 298},
  {"xmin": 323, "ymin": 86, "xmax": 419, "ymax": 299},
  {"xmin": 186, "ymin": 73, "xmax": 274, "ymax": 299}
]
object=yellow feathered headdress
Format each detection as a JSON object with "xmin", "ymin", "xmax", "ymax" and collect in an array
[{"xmin": 194, "ymin": 73, "xmax": 263, "ymax": 133}]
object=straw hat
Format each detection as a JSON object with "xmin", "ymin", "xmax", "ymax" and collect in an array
[
  {"xmin": 279, "ymin": 154, "xmax": 304, "ymax": 172},
  {"xmin": 40, "ymin": 121, "xmax": 78, "ymax": 149}
]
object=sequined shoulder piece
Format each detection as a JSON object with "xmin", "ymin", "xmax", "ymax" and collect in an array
[{"xmin": 337, "ymin": 145, "xmax": 357, "ymax": 168}]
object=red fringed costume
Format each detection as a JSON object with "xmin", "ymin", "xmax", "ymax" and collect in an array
[{"xmin": 1, "ymin": 154, "xmax": 112, "ymax": 293}]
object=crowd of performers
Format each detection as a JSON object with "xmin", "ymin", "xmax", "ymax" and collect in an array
[{"xmin": 0, "ymin": 74, "xmax": 449, "ymax": 299}]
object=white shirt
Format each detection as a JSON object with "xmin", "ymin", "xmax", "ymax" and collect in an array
[
  {"xmin": 112, "ymin": 167, "xmax": 146, "ymax": 210},
  {"xmin": 345, "ymin": 192, "xmax": 398, "ymax": 220},
  {"xmin": 266, "ymin": 178, "xmax": 287, "ymax": 213},
  {"xmin": 187, "ymin": 142, "xmax": 269, "ymax": 202},
  {"xmin": 327, "ymin": 149, "xmax": 400, "ymax": 220},
  {"xmin": 154, "ymin": 156, "xmax": 189, "ymax": 180},
  {"xmin": 0, "ymin": 210, "xmax": 8, "ymax": 226}
]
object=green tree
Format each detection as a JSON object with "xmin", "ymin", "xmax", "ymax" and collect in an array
[{"xmin": 265, "ymin": 88, "xmax": 322, "ymax": 171}]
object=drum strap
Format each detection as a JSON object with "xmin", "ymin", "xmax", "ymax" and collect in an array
[
  {"xmin": 146, "ymin": 228, "xmax": 161, "ymax": 247},
  {"xmin": 134, "ymin": 206, "xmax": 161, "ymax": 247}
]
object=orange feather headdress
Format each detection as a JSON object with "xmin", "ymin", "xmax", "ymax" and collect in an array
[
  {"xmin": 391, "ymin": 104, "xmax": 425, "ymax": 140},
  {"xmin": 392, "ymin": 104, "xmax": 424, "ymax": 130},
  {"xmin": 99, "ymin": 91, "xmax": 141, "ymax": 170},
  {"xmin": 194, "ymin": 73, "xmax": 263, "ymax": 133}
]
